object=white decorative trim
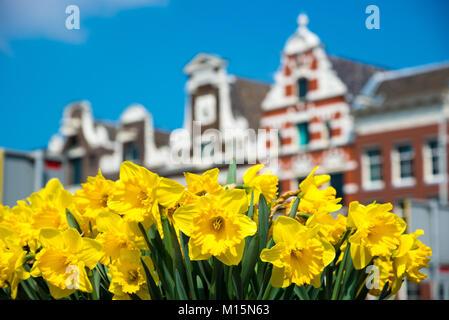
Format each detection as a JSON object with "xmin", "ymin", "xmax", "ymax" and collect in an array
[
  {"xmin": 59, "ymin": 101, "xmax": 115, "ymax": 150},
  {"xmin": 116, "ymin": 129, "xmax": 137, "ymax": 143},
  {"xmin": 67, "ymin": 147, "xmax": 85, "ymax": 159},
  {"xmin": 356, "ymin": 104, "xmax": 442, "ymax": 135},
  {"xmin": 343, "ymin": 183, "xmax": 359, "ymax": 195}
]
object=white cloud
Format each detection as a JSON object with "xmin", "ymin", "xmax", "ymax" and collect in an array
[{"xmin": 0, "ymin": 0, "xmax": 167, "ymax": 54}]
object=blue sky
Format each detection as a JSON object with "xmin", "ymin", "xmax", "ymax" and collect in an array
[{"xmin": 1, "ymin": 0, "xmax": 448, "ymax": 150}]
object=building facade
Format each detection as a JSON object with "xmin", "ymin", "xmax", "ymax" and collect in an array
[{"xmin": 44, "ymin": 14, "xmax": 449, "ymax": 211}]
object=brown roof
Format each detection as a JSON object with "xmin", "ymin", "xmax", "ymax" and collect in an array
[
  {"xmin": 329, "ymin": 55, "xmax": 385, "ymax": 103},
  {"xmin": 154, "ymin": 129, "xmax": 170, "ymax": 148},
  {"xmin": 373, "ymin": 64, "xmax": 449, "ymax": 103},
  {"xmin": 230, "ymin": 77, "xmax": 270, "ymax": 130}
]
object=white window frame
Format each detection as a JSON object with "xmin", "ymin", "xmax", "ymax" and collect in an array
[
  {"xmin": 391, "ymin": 144, "xmax": 416, "ymax": 188},
  {"xmin": 423, "ymin": 138, "xmax": 443, "ymax": 184},
  {"xmin": 362, "ymin": 147, "xmax": 384, "ymax": 191}
]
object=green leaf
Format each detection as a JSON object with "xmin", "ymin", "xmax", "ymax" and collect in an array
[
  {"xmin": 231, "ymin": 267, "xmax": 243, "ymax": 300},
  {"xmin": 211, "ymin": 257, "xmax": 225, "ymax": 300},
  {"xmin": 241, "ymin": 233, "xmax": 259, "ymax": 294},
  {"xmin": 226, "ymin": 157, "xmax": 237, "ymax": 185},
  {"xmin": 180, "ymin": 231, "xmax": 197, "ymax": 299},
  {"xmin": 89, "ymin": 268, "xmax": 101, "ymax": 300},
  {"xmin": 140, "ymin": 257, "xmax": 163, "ymax": 300},
  {"xmin": 282, "ymin": 284, "xmax": 295, "ymax": 300},
  {"xmin": 378, "ymin": 281, "xmax": 391, "ymax": 300},
  {"xmin": 20, "ymin": 279, "xmax": 40, "ymax": 300},
  {"xmin": 66, "ymin": 209, "xmax": 82, "ymax": 233},
  {"xmin": 175, "ymin": 269, "xmax": 189, "ymax": 300},
  {"xmin": 332, "ymin": 243, "xmax": 351, "ymax": 300},
  {"xmin": 339, "ymin": 252, "xmax": 355, "ymax": 299},
  {"xmin": 247, "ymin": 191, "xmax": 255, "ymax": 219},
  {"xmin": 258, "ymin": 195, "xmax": 270, "ymax": 251},
  {"xmin": 196, "ymin": 276, "xmax": 206, "ymax": 300},
  {"xmin": 294, "ymin": 286, "xmax": 310, "ymax": 300}
]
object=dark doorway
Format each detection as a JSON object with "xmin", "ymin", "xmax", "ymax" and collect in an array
[{"xmin": 330, "ymin": 173, "xmax": 344, "ymax": 200}]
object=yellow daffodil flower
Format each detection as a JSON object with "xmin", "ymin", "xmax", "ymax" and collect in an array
[
  {"xmin": 347, "ymin": 201, "xmax": 406, "ymax": 270},
  {"xmin": 74, "ymin": 169, "xmax": 116, "ymax": 220},
  {"xmin": 0, "ymin": 205, "xmax": 39, "ymax": 252},
  {"xmin": 368, "ymin": 257, "xmax": 394, "ymax": 297},
  {"xmin": 298, "ymin": 167, "xmax": 342, "ymax": 215},
  {"xmin": 306, "ymin": 212, "xmax": 347, "ymax": 245},
  {"xmin": 173, "ymin": 189, "xmax": 256, "ymax": 265},
  {"xmin": 260, "ymin": 216, "xmax": 335, "ymax": 288},
  {"xmin": 30, "ymin": 228, "xmax": 103, "ymax": 299},
  {"xmin": 108, "ymin": 249, "xmax": 158, "ymax": 300},
  {"xmin": 26, "ymin": 179, "xmax": 73, "ymax": 231},
  {"xmin": 243, "ymin": 164, "xmax": 279, "ymax": 204},
  {"xmin": 391, "ymin": 229, "xmax": 432, "ymax": 293},
  {"xmin": 108, "ymin": 161, "xmax": 164, "ymax": 237},
  {"xmin": 0, "ymin": 227, "xmax": 30, "ymax": 299},
  {"xmin": 95, "ymin": 212, "xmax": 146, "ymax": 264},
  {"xmin": 184, "ymin": 168, "xmax": 223, "ymax": 196}
]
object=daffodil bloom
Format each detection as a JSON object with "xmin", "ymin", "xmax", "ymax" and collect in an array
[
  {"xmin": 243, "ymin": 164, "xmax": 278, "ymax": 204},
  {"xmin": 0, "ymin": 205, "xmax": 39, "ymax": 252},
  {"xmin": 157, "ymin": 177, "xmax": 200, "ymax": 247},
  {"xmin": 347, "ymin": 201, "xmax": 406, "ymax": 270},
  {"xmin": 108, "ymin": 249, "xmax": 158, "ymax": 300},
  {"xmin": 306, "ymin": 212, "xmax": 347, "ymax": 245},
  {"xmin": 74, "ymin": 169, "xmax": 116, "ymax": 220},
  {"xmin": 95, "ymin": 212, "xmax": 146, "ymax": 264},
  {"xmin": 0, "ymin": 204, "xmax": 9, "ymax": 223},
  {"xmin": 30, "ymin": 228, "xmax": 103, "ymax": 299},
  {"xmin": 260, "ymin": 216, "xmax": 335, "ymax": 288},
  {"xmin": 108, "ymin": 161, "xmax": 164, "ymax": 237},
  {"xmin": 368, "ymin": 257, "xmax": 394, "ymax": 296},
  {"xmin": 0, "ymin": 227, "xmax": 30, "ymax": 299},
  {"xmin": 184, "ymin": 168, "xmax": 223, "ymax": 196},
  {"xmin": 26, "ymin": 179, "xmax": 73, "ymax": 231},
  {"xmin": 391, "ymin": 229, "xmax": 432, "ymax": 293},
  {"xmin": 173, "ymin": 189, "xmax": 256, "ymax": 265},
  {"xmin": 298, "ymin": 167, "xmax": 341, "ymax": 215}
]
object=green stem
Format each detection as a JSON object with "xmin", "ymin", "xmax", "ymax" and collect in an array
[
  {"xmin": 331, "ymin": 242, "xmax": 351, "ymax": 300},
  {"xmin": 261, "ymin": 283, "xmax": 272, "ymax": 300}
]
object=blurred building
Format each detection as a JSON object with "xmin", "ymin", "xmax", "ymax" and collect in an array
[{"xmin": 0, "ymin": 148, "xmax": 63, "ymax": 206}]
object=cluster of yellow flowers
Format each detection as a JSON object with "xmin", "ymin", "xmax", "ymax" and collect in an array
[{"xmin": 0, "ymin": 161, "xmax": 432, "ymax": 300}]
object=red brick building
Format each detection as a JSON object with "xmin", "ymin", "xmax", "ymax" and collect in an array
[{"xmin": 351, "ymin": 64, "xmax": 449, "ymax": 207}]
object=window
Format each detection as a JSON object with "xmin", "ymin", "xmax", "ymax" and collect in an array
[
  {"xmin": 296, "ymin": 122, "xmax": 309, "ymax": 147},
  {"xmin": 398, "ymin": 145, "xmax": 414, "ymax": 179},
  {"xmin": 124, "ymin": 142, "xmax": 139, "ymax": 163},
  {"xmin": 297, "ymin": 78, "xmax": 308, "ymax": 101},
  {"xmin": 367, "ymin": 149, "xmax": 382, "ymax": 182},
  {"xmin": 392, "ymin": 144, "xmax": 415, "ymax": 187},
  {"xmin": 362, "ymin": 147, "xmax": 383, "ymax": 190},
  {"xmin": 195, "ymin": 94, "xmax": 216, "ymax": 125},
  {"xmin": 201, "ymin": 141, "xmax": 214, "ymax": 159},
  {"xmin": 70, "ymin": 158, "xmax": 82, "ymax": 185},
  {"xmin": 423, "ymin": 139, "xmax": 441, "ymax": 183},
  {"xmin": 324, "ymin": 120, "xmax": 332, "ymax": 143}
]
